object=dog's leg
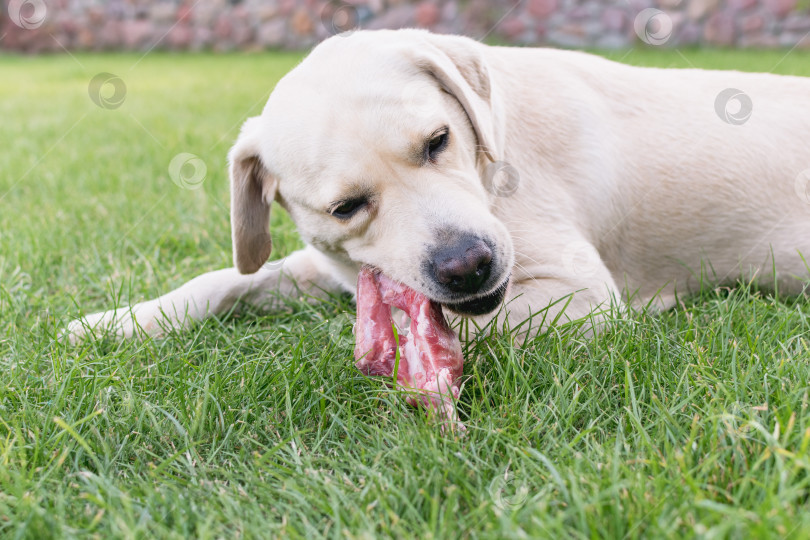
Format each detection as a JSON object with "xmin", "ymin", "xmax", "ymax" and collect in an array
[
  {"xmin": 469, "ymin": 257, "xmax": 623, "ymax": 340},
  {"xmin": 500, "ymin": 279, "xmax": 622, "ymax": 338},
  {"xmin": 65, "ymin": 246, "xmax": 351, "ymax": 342}
]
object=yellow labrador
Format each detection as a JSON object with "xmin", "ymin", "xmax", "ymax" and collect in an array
[{"xmin": 67, "ymin": 29, "xmax": 810, "ymax": 341}]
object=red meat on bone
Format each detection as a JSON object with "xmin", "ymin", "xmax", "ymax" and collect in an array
[{"xmin": 354, "ymin": 266, "xmax": 464, "ymax": 428}]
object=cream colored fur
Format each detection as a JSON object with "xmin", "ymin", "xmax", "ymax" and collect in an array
[{"xmin": 67, "ymin": 29, "xmax": 810, "ymax": 342}]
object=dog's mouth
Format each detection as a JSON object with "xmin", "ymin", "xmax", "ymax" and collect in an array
[{"xmin": 440, "ymin": 276, "xmax": 510, "ymax": 317}]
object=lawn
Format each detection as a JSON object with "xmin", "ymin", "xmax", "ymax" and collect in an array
[{"xmin": 1, "ymin": 47, "xmax": 810, "ymax": 539}]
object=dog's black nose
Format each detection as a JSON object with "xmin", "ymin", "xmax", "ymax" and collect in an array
[{"xmin": 433, "ymin": 237, "xmax": 493, "ymax": 294}]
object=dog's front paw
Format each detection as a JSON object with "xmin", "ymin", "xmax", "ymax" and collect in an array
[
  {"xmin": 62, "ymin": 304, "xmax": 164, "ymax": 343},
  {"xmin": 62, "ymin": 308, "xmax": 129, "ymax": 344}
]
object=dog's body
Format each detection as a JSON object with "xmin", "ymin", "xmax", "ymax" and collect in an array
[{"xmin": 68, "ymin": 30, "xmax": 810, "ymax": 341}]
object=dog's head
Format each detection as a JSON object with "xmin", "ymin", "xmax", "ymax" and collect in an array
[{"xmin": 229, "ymin": 30, "xmax": 514, "ymax": 316}]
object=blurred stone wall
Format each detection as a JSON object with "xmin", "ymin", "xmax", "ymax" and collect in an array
[{"xmin": 1, "ymin": 0, "xmax": 809, "ymax": 52}]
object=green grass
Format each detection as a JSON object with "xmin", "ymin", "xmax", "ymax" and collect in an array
[{"xmin": 2, "ymin": 47, "xmax": 810, "ymax": 539}]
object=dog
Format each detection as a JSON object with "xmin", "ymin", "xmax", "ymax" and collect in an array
[{"xmin": 67, "ymin": 29, "xmax": 810, "ymax": 343}]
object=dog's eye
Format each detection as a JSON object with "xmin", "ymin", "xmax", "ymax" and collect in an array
[
  {"xmin": 425, "ymin": 128, "xmax": 449, "ymax": 163},
  {"xmin": 330, "ymin": 197, "xmax": 368, "ymax": 220}
]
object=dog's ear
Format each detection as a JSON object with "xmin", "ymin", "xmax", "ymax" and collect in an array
[
  {"xmin": 229, "ymin": 116, "xmax": 275, "ymax": 274},
  {"xmin": 416, "ymin": 33, "xmax": 502, "ymax": 163}
]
